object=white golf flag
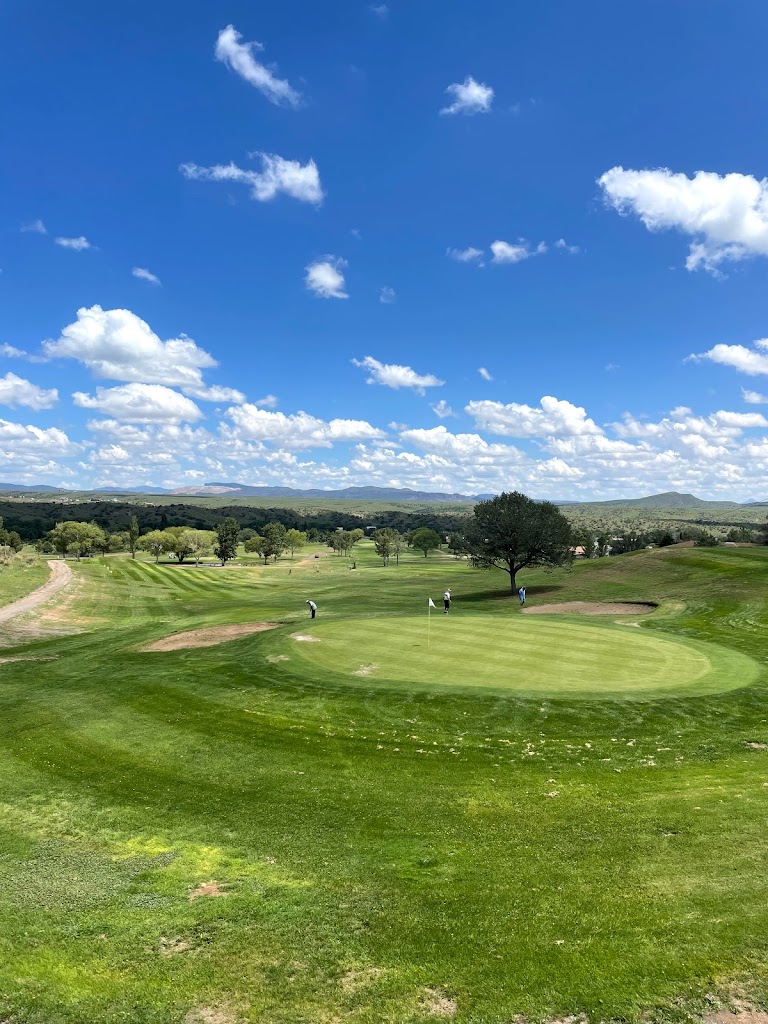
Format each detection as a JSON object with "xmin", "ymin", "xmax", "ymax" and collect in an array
[{"xmin": 428, "ymin": 598, "xmax": 436, "ymax": 608}]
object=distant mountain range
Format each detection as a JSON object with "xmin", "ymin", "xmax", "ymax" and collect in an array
[
  {"xmin": 0, "ymin": 483, "xmax": 765, "ymax": 507},
  {"xmin": 166, "ymin": 483, "xmax": 496, "ymax": 502}
]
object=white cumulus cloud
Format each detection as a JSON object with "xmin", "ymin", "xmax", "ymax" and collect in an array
[
  {"xmin": 352, "ymin": 356, "xmax": 444, "ymax": 394},
  {"xmin": 132, "ymin": 267, "xmax": 161, "ymax": 285},
  {"xmin": 743, "ymin": 388, "xmax": 768, "ymax": 404},
  {"xmin": 214, "ymin": 24, "xmax": 301, "ymax": 108},
  {"xmin": 305, "ymin": 257, "xmax": 348, "ymax": 299},
  {"xmin": 181, "ymin": 152, "xmax": 323, "ymax": 205},
  {"xmin": 491, "ymin": 239, "xmax": 546, "ymax": 264},
  {"xmin": 0, "ymin": 373, "xmax": 58, "ymax": 411},
  {"xmin": 692, "ymin": 338, "xmax": 768, "ymax": 376},
  {"xmin": 73, "ymin": 383, "xmax": 204, "ymax": 424},
  {"xmin": 44, "ymin": 305, "xmax": 217, "ymax": 389},
  {"xmin": 599, "ymin": 166, "xmax": 768, "ymax": 272},
  {"xmin": 466, "ymin": 396, "xmax": 603, "ymax": 437},
  {"xmin": 225, "ymin": 405, "xmax": 384, "ymax": 449},
  {"xmin": 54, "ymin": 236, "xmax": 94, "ymax": 251},
  {"xmin": 441, "ymin": 76, "xmax": 494, "ymax": 115}
]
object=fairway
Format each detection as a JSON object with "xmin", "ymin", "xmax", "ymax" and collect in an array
[
  {"xmin": 2, "ymin": 545, "xmax": 768, "ymax": 1024},
  {"xmin": 286, "ymin": 613, "xmax": 760, "ymax": 698}
]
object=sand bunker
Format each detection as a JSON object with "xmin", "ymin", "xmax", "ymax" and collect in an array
[
  {"xmin": 523, "ymin": 601, "xmax": 655, "ymax": 616},
  {"xmin": 144, "ymin": 622, "xmax": 279, "ymax": 652}
]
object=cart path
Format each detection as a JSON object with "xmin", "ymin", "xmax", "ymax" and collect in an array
[{"xmin": 0, "ymin": 560, "xmax": 73, "ymax": 624}]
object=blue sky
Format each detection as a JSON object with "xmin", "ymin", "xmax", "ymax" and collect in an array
[{"xmin": 2, "ymin": 0, "xmax": 768, "ymax": 499}]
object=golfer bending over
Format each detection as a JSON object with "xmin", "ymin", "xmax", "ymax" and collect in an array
[
  {"xmin": 306, "ymin": 599, "xmax": 317, "ymax": 619},
  {"xmin": 443, "ymin": 589, "xmax": 451, "ymax": 614}
]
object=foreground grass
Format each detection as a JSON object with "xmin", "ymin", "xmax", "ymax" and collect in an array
[{"xmin": 1, "ymin": 545, "xmax": 768, "ymax": 1022}]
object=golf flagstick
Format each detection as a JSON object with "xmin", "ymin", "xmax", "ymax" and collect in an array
[{"xmin": 428, "ymin": 597, "xmax": 436, "ymax": 648}]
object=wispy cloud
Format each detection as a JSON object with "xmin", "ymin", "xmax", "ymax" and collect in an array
[
  {"xmin": 555, "ymin": 238, "xmax": 580, "ymax": 254},
  {"xmin": 379, "ymin": 286, "xmax": 396, "ymax": 304},
  {"xmin": 132, "ymin": 267, "xmax": 161, "ymax": 286},
  {"xmin": 370, "ymin": 3, "xmax": 389, "ymax": 17},
  {"xmin": 478, "ymin": 367, "xmax": 493, "ymax": 381},
  {"xmin": 447, "ymin": 246, "xmax": 484, "ymax": 264},
  {"xmin": 214, "ymin": 24, "xmax": 301, "ymax": 108},
  {"xmin": 21, "ymin": 219, "xmax": 46, "ymax": 235},
  {"xmin": 431, "ymin": 399, "xmax": 455, "ymax": 419},
  {"xmin": 181, "ymin": 152, "xmax": 323, "ymax": 205},
  {"xmin": 54, "ymin": 236, "xmax": 94, "ymax": 251},
  {"xmin": 743, "ymin": 388, "xmax": 768, "ymax": 404},
  {"xmin": 0, "ymin": 344, "xmax": 27, "ymax": 358},
  {"xmin": 441, "ymin": 76, "xmax": 494, "ymax": 115}
]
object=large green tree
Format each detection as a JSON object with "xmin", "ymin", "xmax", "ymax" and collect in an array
[
  {"xmin": 127, "ymin": 515, "xmax": 140, "ymax": 559},
  {"xmin": 372, "ymin": 527, "xmax": 400, "ymax": 566},
  {"xmin": 411, "ymin": 527, "xmax": 443, "ymax": 557},
  {"xmin": 214, "ymin": 517, "xmax": 240, "ymax": 565},
  {"xmin": 466, "ymin": 491, "xmax": 573, "ymax": 593},
  {"xmin": 262, "ymin": 521, "xmax": 287, "ymax": 563},
  {"xmin": 139, "ymin": 529, "xmax": 171, "ymax": 563},
  {"xmin": 285, "ymin": 528, "xmax": 307, "ymax": 560}
]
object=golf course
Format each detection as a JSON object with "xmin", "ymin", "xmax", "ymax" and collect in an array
[{"xmin": 2, "ymin": 540, "xmax": 768, "ymax": 1023}]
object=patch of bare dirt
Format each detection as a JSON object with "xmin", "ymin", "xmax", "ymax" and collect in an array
[
  {"xmin": 353, "ymin": 664, "xmax": 378, "ymax": 677},
  {"xmin": 184, "ymin": 1008, "xmax": 238, "ymax": 1024},
  {"xmin": 705, "ymin": 1006, "xmax": 768, "ymax": 1024},
  {"xmin": 421, "ymin": 989, "xmax": 458, "ymax": 1017},
  {"xmin": 523, "ymin": 601, "xmax": 655, "ymax": 616},
  {"xmin": 0, "ymin": 559, "xmax": 72, "ymax": 625},
  {"xmin": 341, "ymin": 966, "xmax": 385, "ymax": 993},
  {"xmin": 188, "ymin": 879, "xmax": 229, "ymax": 901},
  {"xmin": 266, "ymin": 654, "xmax": 289, "ymax": 663},
  {"xmin": 144, "ymin": 622, "xmax": 279, "ymax": 652},
  {"xmin": 159, "ymin": 936, "xmax": 191, "ymax": 957},
  {"xmin": 291, "ymin": 633, "xmax": 321, "ymax": 642},
  {"xmin": 745, "ymin": 742, "xmax": 768, "ymax": 750}
]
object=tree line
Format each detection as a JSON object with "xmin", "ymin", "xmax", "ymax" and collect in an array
[{"xmin": 0, "ymin": 499, "xmax": 467, "ymax": 542}]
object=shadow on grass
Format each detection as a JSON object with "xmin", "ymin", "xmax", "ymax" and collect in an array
[{"xmin": 458, "ymin": 584, "xmax": 566, "ymax": 603}]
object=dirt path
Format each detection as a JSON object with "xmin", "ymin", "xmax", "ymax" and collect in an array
[{"xmin": 0, "ymin": 560, "xmax": 73, "ymax": 625}]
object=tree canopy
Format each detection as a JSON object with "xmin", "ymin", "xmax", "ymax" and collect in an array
[
  {"xmin": 410, "ymin": 527, "xmax": 443, "ymax": 557},
  {"xmin": 466, "ymin": 491, "xmax": 573, "ymax": 592}
]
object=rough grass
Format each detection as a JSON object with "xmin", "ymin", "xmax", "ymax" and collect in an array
[
  {"xmin": 0, "ymin": 544, "xmax": 768, "ymax": 1022},
  {"xmin": 0, "ymin": 554, "xmax": 49, "ymax": 609}
]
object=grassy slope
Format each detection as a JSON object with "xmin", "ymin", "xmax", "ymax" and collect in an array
[
  {"xmin": 0, "ymin": 556, "xmax": 49, "ymax": 609},
  {"xmin": 1, "ymin": 544, "xmax": 768, "ymax": 1022}
]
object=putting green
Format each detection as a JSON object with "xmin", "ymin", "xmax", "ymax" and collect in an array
[{"xmin": 285, "ymin": 614, "xmax": 760, "ymax": 698}]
